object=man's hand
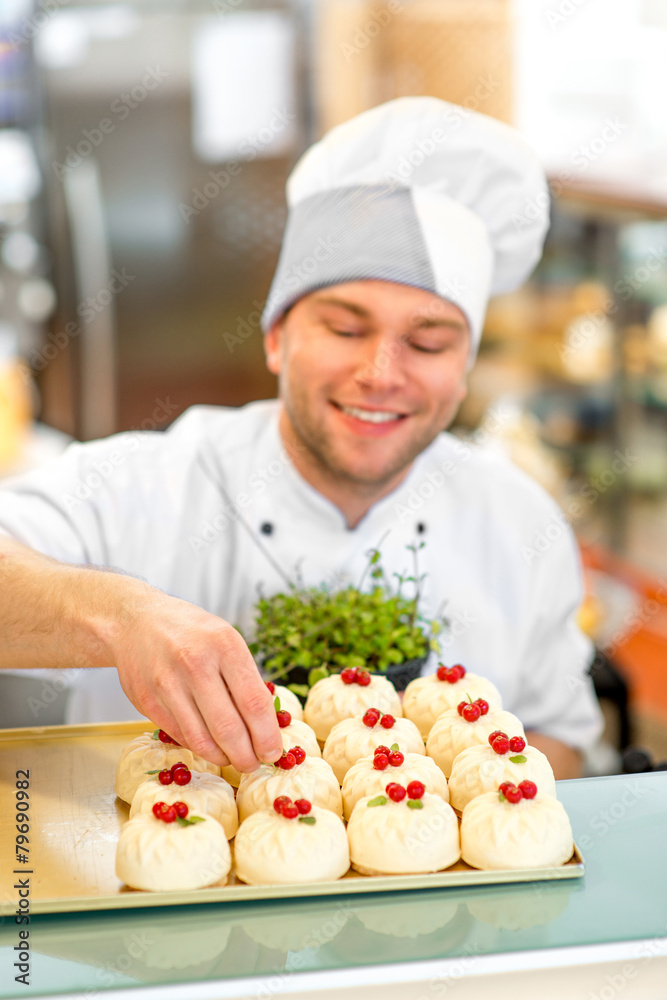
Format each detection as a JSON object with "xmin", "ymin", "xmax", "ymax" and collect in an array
[
  {"xmin": 0, "ymin": 536, "xmax": 283, "ymax": 772},
  {"xmin": 110, "ymin": 592, "xmax": 284, "ymax": 771},
  {"xmin": 525, "ymin": 730, "xmax": 583, "ymax": 780}
]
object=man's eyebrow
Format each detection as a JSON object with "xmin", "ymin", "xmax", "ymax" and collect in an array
[
  {"xmin": 312, "ymin": 295, "xmax": 371, "ymax": 319},
  {"xmin": 411, "ymin": 316, "xmax": 467, "ymax": 332}
]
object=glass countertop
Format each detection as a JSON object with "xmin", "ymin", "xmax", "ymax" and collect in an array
[{"xmin": 1, "ymin": 772, "xmax": 666, "ymax": 998}]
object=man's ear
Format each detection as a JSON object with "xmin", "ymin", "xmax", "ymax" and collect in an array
[{"xmin": 264, "ymin": 319, "xmax": 284, "ymax": 376}]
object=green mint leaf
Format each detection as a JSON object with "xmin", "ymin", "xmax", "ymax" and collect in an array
[
  {"xmin": 367, "ymin": 795, "xmax": 388, "ymax": 807},
  {"xmin": 499, "ymin": 791, "xmax": 506, "ymax": 802},
  {"xmin": 509, "ymin": 754, "xmax": 527, "ymax": 764},
  {"xmin": 176, "ymin": 814, "xmax": 206, "ymax": 827},
  {"xmin": 288, "ymin": 683, "xmax": 310, "ymax": 698},
  {"xmin": 407, "ymin": 799, "xmax": 423, "ymax": 809},
  {"xmin": 152, "ymin": 729, "xmax": 160, "ymax": 740},
  {"xmin": 145, "ymin": 769, "xmax": 162, "ymax": 775},
  {"xmin": 274, "ymin": 696, "xmax": 280, "ymax": 711},
  {"xmin": 298, "ymin": 815, "xmax": 316, "ymax": 825},
  {"xmin": 390, "ymin": 743, "xmax": 399, "ymax": 753}
]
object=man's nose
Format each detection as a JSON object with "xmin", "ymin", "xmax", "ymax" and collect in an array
[{"xmin": 354, "ymin": 336, "xmax": 406, "ymax": 390}]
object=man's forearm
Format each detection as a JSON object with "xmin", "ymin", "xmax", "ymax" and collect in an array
[{"xmin": 525, "ymin": 730, "xmax": 583, "ymax": 780}]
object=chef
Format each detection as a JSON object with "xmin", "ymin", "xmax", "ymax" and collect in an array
[{"xmin": 0, "ymin": 97, "xmax": 602, "ymax": 778}]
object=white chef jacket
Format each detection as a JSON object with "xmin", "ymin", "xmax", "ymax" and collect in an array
[{"xmin": 0, "ymin": 399, "xmax": 602, "ymax": 748}]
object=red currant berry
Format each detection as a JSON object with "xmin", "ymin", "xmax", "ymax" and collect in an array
[
  {"xmin": 158, "ymin": 730, "xmax": 179, "ymax": 745},
  {"xmin": 276, "ymin": 709, "xmax": 292, "ymax": 728},
  {"xmin": 158, "ymin": 769, "xmax": 173, "ymax": 785},
  {"xmin": 295, "ymin": 799, "xmax": 311, "ymax": 815},
  {"xmin": 273, "ymin": 796, "xmax": 291, "ymax": 814},
  {"xmin": 173, "ymin": 801, "xmax": 189, "ymax": 818},
  {"xmin": 461, "ymin": 703, "xmax": 481, "ymax": 723},
  {"xmin": 488, "ymin": 730, "xmax": 507, "ymax": 746},
  {"xmin": 170, "ymin": 761, "xmax": 187, "ymax": 773},
  {"xmin": 379, "ymin": 714, "xmax": 395, "ymax": 729},
  {"xmin": 265, "ymin": 681, "xmax": 276, "ymax": 695},
  {"xmin": 386, "ymin": 782, "xmax": 407, "ymax": 802},
  {"xmin": 341, "ymin": 668, "xmax": 357, "ymax": 685},
  {"xmin": 491, "ymin": 735, "xmax": 510, "ymax": 755},
  {"xmin": 406, "ymin": 780, "xmax": 425, "ymax": 800},
  {"xmin": 152, "ymin": 802, "xmax": 166, "ymax": 818},
  {"xmin": 452, "ymin": 664, "xmax": 466, "ymax": 679},
  {"xmin": 282, "ymin": 803, "xmax": 299, "ymax": 819},
  {"xmin": 277, "ymin": 752, "xmax": 296, "ymax": 770},
  {"xmin": 362, "ymin": 709, "xmax": 380, "ymax": 728},
  {"xmin": 518, "ymin": 780, "xmax": 537, "ymax": 799},
  {"xmin": 498, "ymin": 781, "xmax": 514, "ymax": 796},
  {"xmin": 373, "ymin": 753, "xmax": 389, "ymax": 770},
  {"xmin": 291, "ymin": 746, "xmax": 306, "ymax": 765},
  {"xmin": 475, "ymin": 699, "xmax": 489, "ymax": 716},
  {"xmin": 161, "ymin": 805, "xmax": 177, "ymax": 823},
  {"xmin": 172, "ymin": 768, "xmax": 191, "ymax": 786},
  {"xmin": 356, "ymin": 670, "xmax": 371, "ymax": 687},
  {"xmin": 374, "ymin": 745, "xmax": 391, "ymax": 756},
  {"xmin": 436, "ymin": 665, "xmax": 449, "ymax": 682},
  {"xmin": 388, "ymin": 751, "xmax": 404, "ymax": 767},
  {"xmin": 504, "ymin": 786, "xmax": 523, "ymax": 804},
  {"xmin": 457, "ymin": 701, "xmax": 466, "ymax": 716},
  {"xmin": 509, "ymin": 736, "xmax": 526, "ymax": 753}
]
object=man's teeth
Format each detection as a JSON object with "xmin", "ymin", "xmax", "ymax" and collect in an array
[{"xmin": 340, "ymin": 405, "xmax": 403, "ymax": 424}]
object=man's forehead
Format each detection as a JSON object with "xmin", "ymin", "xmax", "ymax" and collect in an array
[{"xmin": 307, "ymin": 284, "xmax": 469, "ymax": 331}]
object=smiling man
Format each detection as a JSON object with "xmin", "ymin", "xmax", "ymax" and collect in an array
[{"xmin": 0, "ymin": 98, "xmax": 602, "ymax": 778}]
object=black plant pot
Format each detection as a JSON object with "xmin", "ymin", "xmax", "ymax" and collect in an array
[{"xmin": 267, "ymin": 654, "xmax": 429, "ymax": 701}]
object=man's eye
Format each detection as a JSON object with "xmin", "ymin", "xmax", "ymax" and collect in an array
[
  {"xmin": 410, "ymin": 342, "xmax": 448, "ymax": 354},
  {"xmin": 331, "ymin": 328, "xmax": 360, "ymax": 337}
]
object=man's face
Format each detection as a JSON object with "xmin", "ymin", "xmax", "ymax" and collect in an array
[{"xmin": 265, "ymin": 280, "xmax": 470, "ymax": 491}]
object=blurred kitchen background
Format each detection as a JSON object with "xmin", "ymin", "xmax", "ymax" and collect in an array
[{"xmin": 1, "ymin": 0, "xmax": 667, "ymax": 770}]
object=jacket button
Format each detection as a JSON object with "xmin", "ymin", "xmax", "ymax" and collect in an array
[
  {"xmin": 260, "ymin": 522, "xmax": 274, "ymax": 535},
  {"xmin": 416, "ymin": 522, "xmax": 426, "ymax": 534}
]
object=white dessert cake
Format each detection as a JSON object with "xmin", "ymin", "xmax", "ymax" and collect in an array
[
  {"xmin": 460, "ymin": 785, "xmax": 574, "ymax": 869},
  {"xmin": 304, "ymin": 669, "xmax": 402, "ymax": 742},
  {"xmin": 129, "ymin": 763, "xmax": 238, "ymax": 839},
  {"xmin": 236, "ymin": 751, "xmax": 342, "ymax": 820},
  {"xmin": 116, "ymin": 803, "xmax": 231, "ymax": 891},
  {"xmin": 234, "ymin": 797, "xmax": 350, "ymax": 885},
  {"xmin": 448, "ymin": 735, "xmax": 556, "ymax": 812},
  {"xmin": 342, "ymin": 745, "xmax": 449, "ymax": 820},
  {"xmin": 403, "ymin": 665, "xmax": 502, "ymax": 739},
  {"xmin": 114, "ymin": 728, "xmax": 220, "ymax": 805},
  {"xmin": 323, "ymin": 708, "xmax": 425, "ymax": 784},
  {"xmin": 221, "ymin": 713, "xmax": 321, "ymax": 788},
  {"xmin": 426, "ymin": 707, "xmax": 525, "ymax": 778},
  {"xmin": 347, "ymin": 782, "xmax": 460, "ymax": 875}
]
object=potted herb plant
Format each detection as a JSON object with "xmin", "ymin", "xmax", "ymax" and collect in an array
[{"xmin": 247, "ymin": 542, "xmax": 447, "ymax": 698}]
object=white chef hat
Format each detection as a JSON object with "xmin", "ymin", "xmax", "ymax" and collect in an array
[{"xmin": 261, "ymin": 97, "xmax": 549, "ymax": 363}]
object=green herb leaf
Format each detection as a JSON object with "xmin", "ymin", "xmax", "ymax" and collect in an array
[
  {"xmin": 308, "ymin": 665, "xmax": 329, "ymax": 687},
  {"xmin": 287, "ymin": 683, "xmax": 310, "ymax": 698},
  {"xmin": 273, "ymin": 696, "xmax": 280, "ymax": 712},
  {"xmin": 298, "ymin": 815, "xmax": 316, "ymax": 825},
  {"xmin": 145, "ymin": 769, "xmax": 162, "ymax": 775},
  {"xmin": 390, "ymin": 743, "xmax": 399, "ymax": 753},
  {"xmin": 176, "ymin": 815, "xmax": 206, "ymax": 827},
  {"xmin": 152, "ymin": 729, "xmax": 160, "ymax": 740},
  {"xmin": 498, "ymin": 791, "xmax": 506, "ymax": 802},
  {"xmin": 367, "ymin": 795, "xmax": 388, "ymax": 807},
  {"xmin": 509, "ymin": 754, "xmax": 527, "ymax": 764},
  {"xmin": 407, "ymin": 799, "xmax": 423, "ymax": 809}
]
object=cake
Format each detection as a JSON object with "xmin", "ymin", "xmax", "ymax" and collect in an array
[
  {"xmin": 460, "ymin": 783, "xmax": 574, "ymax": 869},
  {"xmin": 264, "ymin": 680, "xmax": 303, "ymax": 721},
  {"xmin": 341, "ymin": 744, "xmax": 449, "ymax": 820},
  {"xmin": 347, "ymin": 781, "xmax": 460, "ymax": 875},
  {"xmin": 448, "ymin": 733, "xmax": 556, "ymax": 811},
  {"xmin": 236, "ymin": 749, "xmax": 342, "ymax": 820},
  {"xmin": 114, "ymin": 727, "xmax": 220, "ymax": 805},
  {"xmin": 234, "ymin": 797, "xmax": 350, "ymax": 885},
  {"xmin": 426, "ymin": 706, "xmax": 525, "ymax": 778},
  {"xmin": 403, "ymin": 664, "xmax": 502, "ymax": 739},
  {"xmin": 221, "ymin": 707, "xmax": 321, "ymax": 788},
  {"xmin": 116, "ymin": 802, "xmax": 231, "ymax": 890},
  {"xmin": 323, "ymin": 708, "xmax": 425, "ymax": 784},
  {"xmin": 129, "ymin": 762, "xmax": 238, "ymax": 839},
  {"xmin": 304, "ymin": 669, "xmax": 402, "ymax": 742}
]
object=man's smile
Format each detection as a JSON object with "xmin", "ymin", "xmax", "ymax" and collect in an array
[{"xmin": 331, "ymin": 401, "xmax": 409, "ymax": 436}]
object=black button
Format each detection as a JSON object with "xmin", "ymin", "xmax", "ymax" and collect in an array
[
  {"xmin": 416, "ymin": 522, "xmax": 426, "ymax": 534},
  {"xmin": 260, "ymin": 522, "xmax": 274, "ymax": 535}
]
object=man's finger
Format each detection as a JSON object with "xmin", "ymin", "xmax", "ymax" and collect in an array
[{"xmin": 216, "ymin": 630, "xmax": 284, "ymax": 763}]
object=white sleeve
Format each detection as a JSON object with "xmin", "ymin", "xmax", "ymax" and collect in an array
[{"xmin": 512, "ymin": 512, "xmax": 604, "ymax": 751}]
